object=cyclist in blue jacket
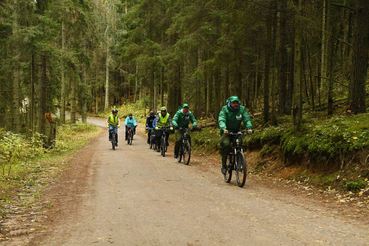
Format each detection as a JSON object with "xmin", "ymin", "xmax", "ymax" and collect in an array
[{"xmin": 125, "ymin": 114, "xmax": 137, "ymax": 140}]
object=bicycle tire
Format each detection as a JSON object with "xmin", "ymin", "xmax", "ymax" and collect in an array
[
  {"xmin": 129, "ymin": 131, "xmax": 133, "ymax": 145},
  {"xmin": 112, "ymin": 133, "xmax": 116, "ymax": 150},
  {"xmin": 161, "ymin": 137, "xmax": 166, "ymax": 157},
  {"xmin": 224, "ymin": 154, "xmax": 233, "ymax": 183},
  {"xmin": 183, "ymin": 142, "xmax": 191, "ymax": 165},
  {"xmin": 236, "ymin": 152, "xmax": 247, "ymax": 187},
  {"xmin": 177, "ymin": 144, "xmax": 182, "ymax": 162},
  {"xmin": 150, "ymin": 139, "xmax": 153, "ymax": 149}
]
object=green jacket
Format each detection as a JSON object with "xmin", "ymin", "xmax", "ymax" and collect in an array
[
  {"xmin": 218, "ymin": 104, "xmax": 252, "ymax": 133},
  {"xmin": 172, "ymin": 109, "xmax": 198, "ymax": 128}
]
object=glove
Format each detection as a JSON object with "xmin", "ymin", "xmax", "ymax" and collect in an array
[
  {"xmin": 117, "ymin": 125, "xmax": 121, "ymax": 128},
  {"xmin": 247, "ymin": 129, "xmax": 253, "ymax": 134},
  {"xmin": 106, "ymin": 125, "xmax": 109, "ymax": 128},
  {"xmin": 223, "ymin": 129, "xmax": 229, "ymax": 134},
  {"xmin": 170, "ymin": 127, "xmax": 173, "ymax": 131},
  {"xmin": 146, "ymin": 127, "xmax": 150, "ymax": 130},
  {"xmin": 155, "ymin": 127, "xmax": 159, "ymax": 130}
]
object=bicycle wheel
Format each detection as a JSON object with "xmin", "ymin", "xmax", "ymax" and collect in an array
[
  {"xmin": 224, "ymin": 154, "xmax": 233, "ymax": 183},
  {"xmin": 112, "ymin": 133, "xmax": 116, "ymax": 150},
  {"xmin": 183, "ymin": 142, "xmax": 191, "ymax": 165},
  {"xmin": 161, "ymin": 137, "xmax": 166, "ymax": 157},
  {"xmin": 236, "ymin": 152, "xmax": 247, "ymax": 187},
  {"xmin": 149, "ymin": 139, "xmax": 153, "ymax": 149},
  {"xmin": 129, "ymin": 131, "xmax": 133, "ymax": 145}
]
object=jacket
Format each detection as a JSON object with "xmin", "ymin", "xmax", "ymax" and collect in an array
[
  {"xmin": 218, "ymin": 103, "xmax": 252, "ymax": 133},
  {"xmin": 172, "ymin": 109, "xmax": 198, "ymax": 128},
  {"xmin": 125, "ymin": 116, "xmax": 137, "ymax": 128}
]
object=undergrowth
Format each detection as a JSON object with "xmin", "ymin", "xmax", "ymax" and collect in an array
[{"xmin": 0, "ymin": 121, "xmax": 99, "ymax": 204}]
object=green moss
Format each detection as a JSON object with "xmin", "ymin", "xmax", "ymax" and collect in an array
[{"xmin": 345, "ymin": 179, "xmax": 367, "ymax": 192}]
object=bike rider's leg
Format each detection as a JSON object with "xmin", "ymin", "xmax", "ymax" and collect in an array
[
  {"xmin": 174, "ymin": 130, "xmax": 182, "ymax": 158},
  {"xmin": 155, "ymin": 130, "xmax": 162, "ymax": 152},
  {"xmin": 220, "ymin": 134, "xmax": 231, "ymax": 174},
  {"xmin": 114, "ymin": 126, "xmax": 118, "ymax": 145},
  {"xmin": 109, "ymin": 125, "xmax": 112, "ymax": 141},
  {"xmin": 165, "ymin": 130, "xmax": 170, "ymax": 146},
  {"xmin": 147, "ymin": 129, "xmax": 151, "ymax": 144},
  {"xmin": 125, "ymin": 126, "xmax": 128, "ymax": 140}
]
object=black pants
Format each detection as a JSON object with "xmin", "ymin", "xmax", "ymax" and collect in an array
[
  {"xmin": 147, "ymin": 129, "xmax": 152, "ymax": 142},
  {"xmin": 155, "ymin": 129, "xmax": 170, "ymax": 148}
]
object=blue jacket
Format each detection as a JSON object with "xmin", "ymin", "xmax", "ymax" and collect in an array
[
  {"xmin": 125, "ymin": 116, "xmax": 137, "ymax": 128},
  {"xmin": 152, "ymin": 118, "xmax": 156, "ymax": 128}
]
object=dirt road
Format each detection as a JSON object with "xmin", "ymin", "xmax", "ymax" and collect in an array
[{"xmin": 30, "ymin": 118, "xmax": 369, "ymax": 245}]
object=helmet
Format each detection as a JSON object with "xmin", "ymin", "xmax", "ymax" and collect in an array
[
  {"xmin": 129, "ymin": 113, "xmax": 132, "ymax": 116},
  {"xmin": 150, "ymin": 110, "xmax": 155, "ymax": 115},
  {"xmin": 160, "ymin": 107, "xmax": 167, "ymax": 111},
  {"xmin": 229, "ymin": 96, "xmax": 240, "ymax": 103},
  {"xmin": 182, "ymin": 103, "xmax": 189, "ymax": 108},
  {"xmin": 112, "ymin": 109, "xmax": 118, "ymax": 114}
]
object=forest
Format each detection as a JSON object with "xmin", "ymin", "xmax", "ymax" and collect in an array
[{"xmin": 1, "ymin": 0, "xmax": 369, "ymax": 137}]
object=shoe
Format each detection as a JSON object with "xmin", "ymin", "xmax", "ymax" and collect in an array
[
  {"xmin": 221, "ymin": 167, "xmax": 227, "ymax": 175},
  {"xmin": 115, "ymin": 143, "xmax": 118, "ymax": 147},
  {"xmin": 147, "ymin": 140, "xmax": 150, "ymax": 144},
  {"xmin": 157, "ymin": 148, "xmax": 160, "ymax": 152},
  {"xmin": 174, "ymin": 154, "xmax": 178, "ymax": 159},
  {"xmin": 166, "ymin": 142, "xmax": 169, "ymax": 147}
]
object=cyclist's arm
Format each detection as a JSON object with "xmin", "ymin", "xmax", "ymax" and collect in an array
[
  {"xmin": 218, "ymin": 108, "xmax": 227, "ymax": 132},
  {"xmin": 154, "ymin": 116, "xmax": 159, "ymax": 127},
  {"xmin": 168, "ymin": 116, "xmax": 173, "ymax": 127},
  {"xmin": 146, "ymin": 117, "xmax": 150, "ymax": 127},
  {"xmin": 172, "ymin": 112, "xmax": 179, "ymax": 127},
  {"xmin": 118, "ymin": 118, "xmax": 121, "ymax": 125},
  {"xmin": 242, "ymin": 110, "xmax": 253, "ymax": 129},
  {"xmin": 132, "ymin": 117, "xmax": 137, "ymax": 126},
  {"xmin": 190, "ymin": 113, "xmax": 197, "ymax": 127},
  {"xmin": 106, "ymin": 118, "xmax": 109, "ymax": 127}
]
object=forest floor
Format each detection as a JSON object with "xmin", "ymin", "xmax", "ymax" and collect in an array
[{"xmin": 1, "ymin": 117, "xmax": 368, "ymax": 245}]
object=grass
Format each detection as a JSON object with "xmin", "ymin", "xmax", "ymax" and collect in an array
[{"xmin": 0, "ymin": 121, "xmax": 100, "ymax": 206}]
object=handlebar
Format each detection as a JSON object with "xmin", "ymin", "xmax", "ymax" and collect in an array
[
  {"xmin": 176, "ymin": 127, "xmax": 200, "ymax": 131},
  {"xmin": 228, "ymin": 131, "xmax": 251, "ymax": 136}
]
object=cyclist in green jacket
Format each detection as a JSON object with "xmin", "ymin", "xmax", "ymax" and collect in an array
[
  {"xmin": 218, "ymin": 96, "xmax": 253, "ymax": 174},
  {"xmin": 172, "ymin": 103, "xmax": 198, "ymax": 158}
]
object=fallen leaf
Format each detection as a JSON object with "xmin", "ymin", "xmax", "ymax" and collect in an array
[{"xmin": 352, "ymin": 136, "xmax": 358, "ymax": 140}]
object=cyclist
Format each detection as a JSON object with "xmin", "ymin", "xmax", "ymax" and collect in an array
[
  {"xmin": 172, "ymin": 103, "xmax": 198, "ymax": 158},
  {"xmin": 154, "ymin": 107, "xmax": 173, "ymax": 152},
  {"xmin": 146, "ymin": 110, "xmax": 156, "ymax": 144},
  {"xmin": 125, "ymin": 113, "xmax": 137, "ymax": 140},
  {"xmin": 218, "ymin": 96, "xmax": 253, "ymax": 174},
  {"xmin": 106, "ymin": 109, "xmax": 121, "ymax": 146}
]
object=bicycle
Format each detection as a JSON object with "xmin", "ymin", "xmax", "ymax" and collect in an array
[
  {"xmin": 147, "ymin": 128, "xmax": 156, "ymax": 150},
  {"xmin": 109, "ymin": 126, "xmax": 118, "ymax": 150},
  {"xmin": 223, "ymin": 131, "xmax": 249, "ymax": 188},
  {"xmin": 176, "ymin": 127, "xmax": 194, "ymax": 165},
  {"xmin": 158, "ymin": 127, "xmax": 169, "ymax": 157},
  {"xmin": 126, "ymin": 127, "xmax": 134, "ymax": 145}
]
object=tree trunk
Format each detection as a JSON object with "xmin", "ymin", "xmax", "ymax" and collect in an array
[
  {"xmin": 293, "ymin": 0, "xmax": 303, "ymax": 133},
  {"xmin": 320, "ymin": 0, "xmax": 329, "ymax": 105},
  {"xmin": 105, "ymin": 37, "xmax": 110, "ymax": 110},
  {"xmin": 12, "ymin": 2, "xmax": 20, "ymax": 133},
  {"xmin": 60, "ymin": 21, "xmax": 66, "ymax": 125},
  {"xmin": 271, "ymin": 0, "xmax": 278, "ymax": 126},
  {"xmin": 328, "ymin": 26, "xmax": 336, "ymax": 115},
  {"xmin": 82, "ymin": 41, "xmax": 88, "ymax": 124},
  {"xmin": 70, "ymin": 75, "xmax": 77, "ymax": 124},
  {"xmin": 264, "ymin": 11, "xmax": 272, "ymax": 124},
  {"xmin": 279, "ymin": 0, "xmax": 288, "ymax": 115},
  {"xmin": 350, "ymin": 0, "xmax": 369, "ymax": 114},
  {"xmin": 37, "ymin": 55, "xmax": 47, "ymax": 135}
]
